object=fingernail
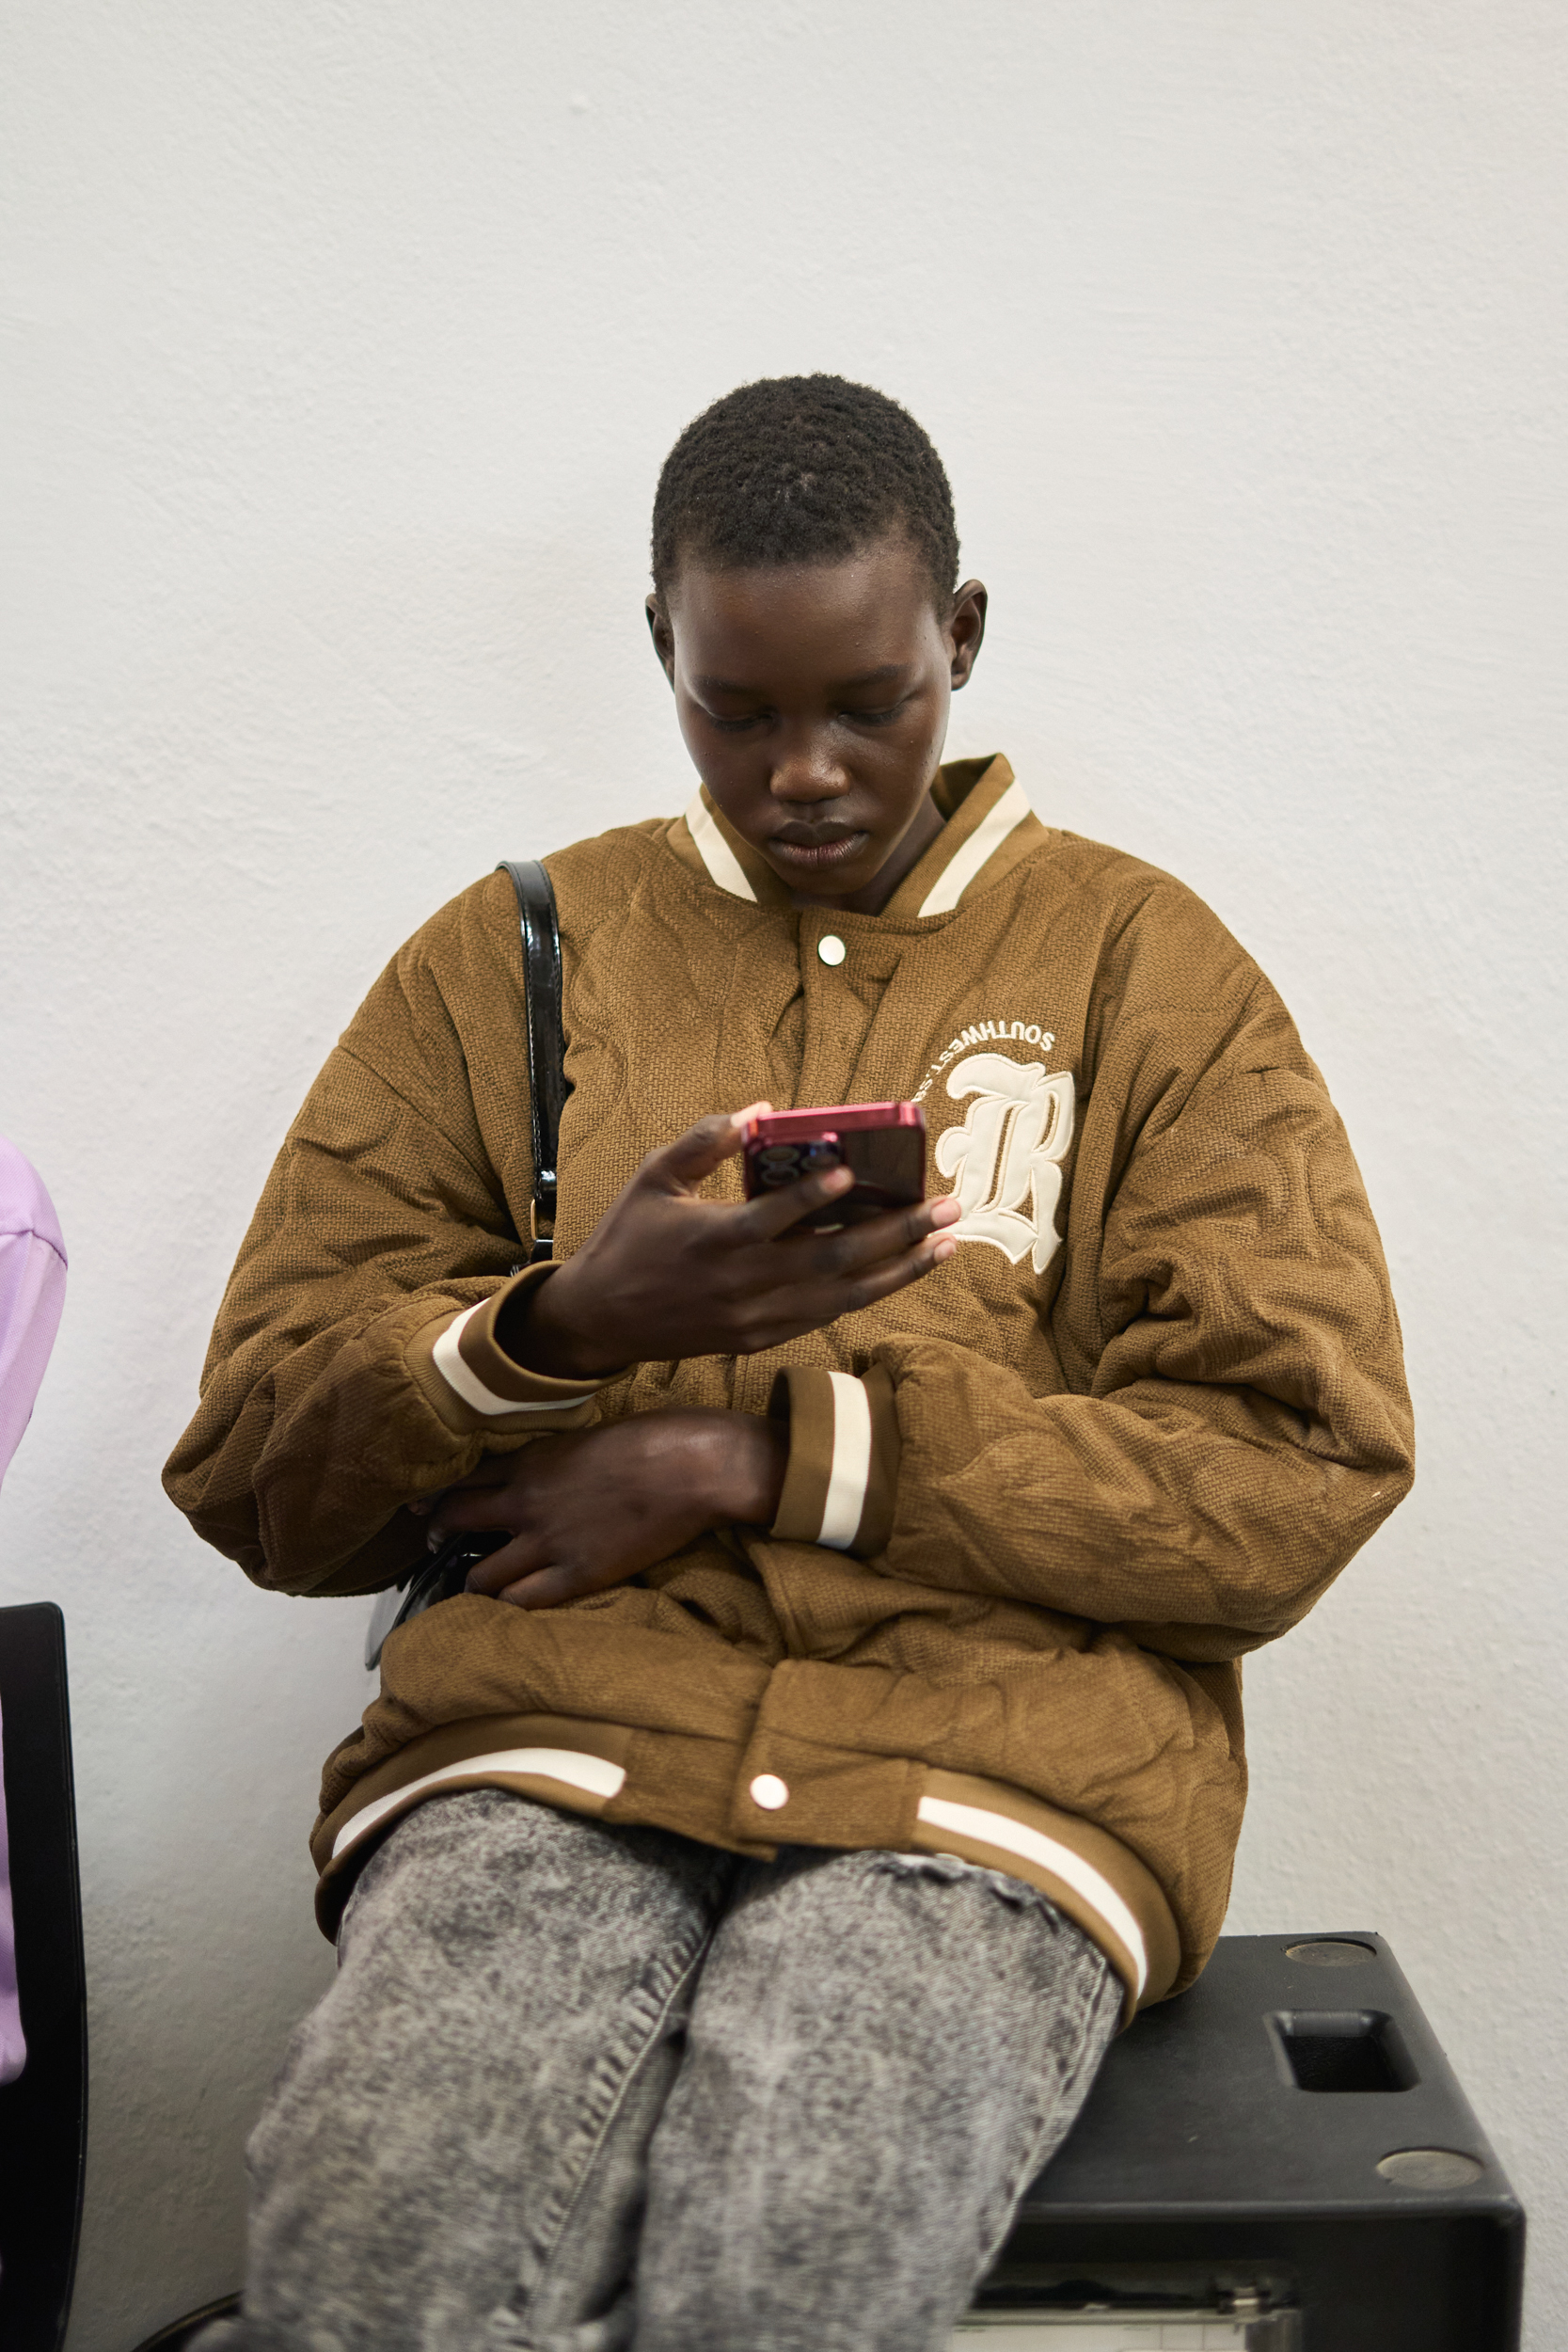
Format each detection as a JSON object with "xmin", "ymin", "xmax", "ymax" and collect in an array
[
  {"xmin": 932, "ymin": 1237, "xmax": 957, "ymax": 1262},
  {"xmin": 930, "ymin": 1199, "xmax": 962, "ymax": 1226}
]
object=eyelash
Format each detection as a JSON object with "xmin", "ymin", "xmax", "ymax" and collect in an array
[{"xmin": 706, "ymin": 702, "xmax": 906, "ymax": 735}]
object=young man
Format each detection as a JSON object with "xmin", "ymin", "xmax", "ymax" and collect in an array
[{"xmin": 166, "ymin": 375, "xmax": 1414, "ymax": 2352}]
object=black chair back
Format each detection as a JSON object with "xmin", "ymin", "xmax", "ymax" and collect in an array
[{"xmin": 0, "ymin": 1601, "xmax": 87, "ymax": 2352}]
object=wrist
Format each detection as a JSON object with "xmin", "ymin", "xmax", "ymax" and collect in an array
[
  {"xmin": 496, "ymin": 1262, "xmax": 626, "ymax": 1381},
  {"xmin": 705, "ymin": 1412, "xmax": 787, "ymax": 1528},
  {"xmin": 669, "ymin": 1410, "xmax": 786, "ymax": 1529}
]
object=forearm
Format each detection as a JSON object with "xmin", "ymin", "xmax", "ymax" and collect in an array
[
  {"xmin": 431, "ymin": 1405, "xmax": 789, "ymax": 1612},
  {"xmin": 640, "ymin": 1407, "xmax": 788, "ymax": 1532},
  {"xmin": 494, "ymin": 1259, "xmax": 619, "ymax": 1380},
  {"xmin": 168, "ymin": 1265, "xmax": 619, "ymax": 1595},
  {"xmin": 866, "ymin": 1346, "xmax": 1414, "ymax": 1643},
  {"xmin": 759, "ymin": 1335, "xmax": 1412, "ymax": 1651},
  {"xmin": 787, "ymin": 1061, "xmax": 1416, "ymax": 1637}
]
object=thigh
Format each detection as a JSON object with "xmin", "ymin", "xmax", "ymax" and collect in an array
[
  {"xmin": 240, "ymin": 1790, "xmax": 734, "ymax": 2352},
  {"xmin": 634, "ymin": 1848, "xmax": 1119, "ymax": 2352}
]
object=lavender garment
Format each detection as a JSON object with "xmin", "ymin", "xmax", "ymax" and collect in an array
[
  {"xmin": 0, "ymin": 1137, "xmax": 70, "ymax": 2086},
  {"xmin": 0, "ymin": 1140, "xmax": 68, "ymax": 1486}
]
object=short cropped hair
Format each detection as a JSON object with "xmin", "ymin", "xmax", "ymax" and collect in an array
[{"xmin": 651, "ymin": 374, "xmax": 959, "ymax": 610}]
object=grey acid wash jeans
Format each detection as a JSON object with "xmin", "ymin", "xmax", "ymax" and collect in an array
[{"xmin": 206, "ymin": 1788, "xmax": 1118, "ymax": 2352}]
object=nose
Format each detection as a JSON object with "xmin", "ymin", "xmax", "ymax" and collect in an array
[{"xmin": 768, "ymin": 723, "xmax": 850, "ymax": 808}]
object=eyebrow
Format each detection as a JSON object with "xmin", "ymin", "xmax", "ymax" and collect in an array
[{"xmin": 693, "ymin": 663, "xmax": 912, "ymax": 694}]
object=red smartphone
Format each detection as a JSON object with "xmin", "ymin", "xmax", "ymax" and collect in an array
[{"xmin": 740, "ymin": 1102, "xmax": 927, "ymax": 1231}]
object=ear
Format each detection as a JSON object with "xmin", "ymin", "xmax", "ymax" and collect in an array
[
  {"xmin": 646, "ymin": 593, "xmax": 677, "ymax": 686},
  {"xmin": 947, "ymin": 580, "xmax": 989, "ymax": 691}
]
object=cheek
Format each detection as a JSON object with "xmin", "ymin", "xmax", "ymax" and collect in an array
[
  {"xmin": 673, "ymin": 705, "xmax": 760, "ymax": 822},
  {"xmin": 876, "ymin": 682, "xmax": 951, "ymax": 773},
  {"xmin": 673, "ymin": 692, "xmax": 732, "ymax": 781},
  {"xmin": 673, "ymin": 696, "xmax": 705, "ymax": 766}
]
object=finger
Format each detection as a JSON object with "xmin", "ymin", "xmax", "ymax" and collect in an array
[
  {"xmin": 645, "ymin": 1104, "xmax": 773, "ymax": 1194},
  {"xmin": 816, "ymin": 1193, "xmax": 962, "ymax": 1266},
  {"xmin": 461, "ymin": 1531, "xmax": 550, "ymax": 1596},
  {"xmin": 734, "ymin": 1159, "xmax": 859, "ymax": 1242},
  {"xmin": 430, "ymin": 1486, "xmax": 529, "ymax": 1535},
  {"xmin": 750, "ymin": 1185, "xmax": 958, "ymax": 1265},
  {"xmin": 738, "ymin": 1232, "xmax": 958, "ymax": 1350},
  {"xmin": 495, "ymin": 1560, "xmax": 623, "ymax": 1611},
  {"xmin": 819, "ymin": 1230, "xmax": 958, "ymax": 1310}
]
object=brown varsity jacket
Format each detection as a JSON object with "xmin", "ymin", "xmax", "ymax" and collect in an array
[{"xmin": 164, "ymin": 755, "xmax": 1415, "ymax": 2015}]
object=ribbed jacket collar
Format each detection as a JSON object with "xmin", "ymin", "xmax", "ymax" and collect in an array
[{"xmin": 673, "ymin": 754, "xmax": 1047, "ymax": 921}]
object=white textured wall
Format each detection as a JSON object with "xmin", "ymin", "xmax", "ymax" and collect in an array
[{"xmin": 2, "ymin": 4, "xmax": 1562, "ymax": 2344}]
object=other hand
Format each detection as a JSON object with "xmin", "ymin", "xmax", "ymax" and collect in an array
[{"xmin": 424, "ymin": 1409, "xmax": 787, "ymax": 1610}]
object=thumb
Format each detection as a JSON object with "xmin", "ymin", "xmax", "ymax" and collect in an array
[{"xmin": 646, "ymin": 1104, "xmax": 773, "ymax": 1194}]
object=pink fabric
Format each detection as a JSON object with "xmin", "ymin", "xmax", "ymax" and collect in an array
[
  {"xmin": 0, "ymin": 1139, "xmax": 69, "ymax": 2085},
  {"xmin": 0, "ymin": 1147, "xmax": 68, "ymax": 1487}
]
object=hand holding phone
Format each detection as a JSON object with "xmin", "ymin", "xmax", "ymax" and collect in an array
[{"xmin": 499, "ymin": 1103, "xmax": 957, "ymax": 1380}]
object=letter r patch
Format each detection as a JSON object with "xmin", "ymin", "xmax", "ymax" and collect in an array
[{"xmin": 933, "ymin": 1054, "xmax": 1076, "ymax": 1272}]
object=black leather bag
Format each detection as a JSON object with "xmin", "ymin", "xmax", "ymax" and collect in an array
[{"xmin": 364, "ymin": 859, "xmax": 567, "ymax": 1670}]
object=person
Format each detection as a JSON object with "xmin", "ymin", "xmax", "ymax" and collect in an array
[
  {"xmin": 0, "ymin": 1136, "xmax": 70, "ymax": 2089},
  {"xmin": 165, "ymin": 375, "xmax": 1415, "ymax": 2352}
]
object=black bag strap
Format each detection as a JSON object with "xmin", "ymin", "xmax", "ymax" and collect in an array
[
  {"xmin": 365, "ymin": 862, "xmax": 565, "ymax": 1673},
  {"xmin": 498, "ymin": 859, "xmax": 568, "ymax": 1263}
]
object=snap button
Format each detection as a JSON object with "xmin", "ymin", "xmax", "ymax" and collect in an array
[
  {"xmin": 749, "ymin": 1772, "xmax": 789, "ymax": 1811},
  {"xmin": 816, "ymin": 933, "xmax": 847, "ymax": 967}
]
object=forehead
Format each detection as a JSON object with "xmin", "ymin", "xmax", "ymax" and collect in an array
[{"xmin": 666, "ymin": 541, "xmax": 940, "ymax": 682}]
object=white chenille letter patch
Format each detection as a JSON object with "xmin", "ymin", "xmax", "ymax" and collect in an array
[{"xmin": 933, "ymin": 1054, "xmax": 1076, "ymax": 1273}]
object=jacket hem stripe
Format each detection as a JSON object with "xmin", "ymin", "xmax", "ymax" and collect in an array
[
  {"xmin": 915, "ymin": 1793, "xmax": 1148, "ymax": 2000},
  {"xmin": 330, "ymin": 1746, "xmax": 627, "ymax": 1860},
  {"xmin": 312, "ymin": 1716, "xmax": 1179, "ymax": 2012}
]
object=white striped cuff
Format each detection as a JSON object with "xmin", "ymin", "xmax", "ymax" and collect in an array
[
  {"xmin": 431, "ymin": 1303, "xmax": 594, "ymax": 1418},
  {"xmin": 816, "ymin": 1371, "xmax": 873, "ymax": 1549},
  {"xmin": 768, "ymin": 1365, "xmax": 897, "ymax": 1558}
]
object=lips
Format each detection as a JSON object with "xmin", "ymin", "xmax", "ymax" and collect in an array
[{"xmin": 767, "ymin": 827, "xmax": 867, "ymax": 868}]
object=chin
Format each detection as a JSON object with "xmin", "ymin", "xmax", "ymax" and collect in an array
[{"xmin": 770, "ymin": 860, "xmax": 876, "ymax": 896}]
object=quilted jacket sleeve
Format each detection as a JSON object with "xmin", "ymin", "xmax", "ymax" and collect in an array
[
  {"xmin": 163, "ymin": 892, "xmax": 610, "ymax": 1597},
  {"xmin": 772, "ymin": 1018, "xmax": 1415, "ymax": 1660}
]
